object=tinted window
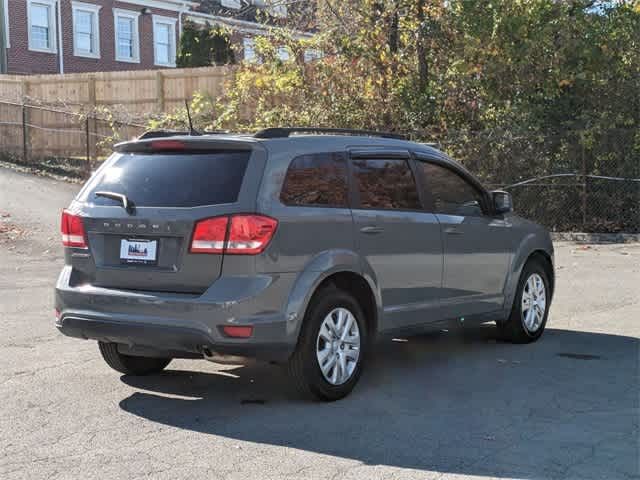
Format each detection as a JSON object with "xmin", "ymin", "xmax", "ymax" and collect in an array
[
  {"xmin": 352, "ymin": 159, "xmax": 421, "ymax": 210},
  {"xmin": 420, "ymin": 162, "xmax": 485, "ymax": 216},
  {"xmin": 280, "ymin": 153, "xmax": 348, "ymax": 207},
  {"xmin": 83, "ymin": 151, "xmax": 249, "ymax": 207}
]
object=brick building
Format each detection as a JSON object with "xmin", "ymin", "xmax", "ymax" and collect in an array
[
  {"xmin": 1, "ymin": 0, "xmax": 198, "ymax": 74},
  {"xmin": 0, "ymin": 0, "xmax": 312, "ymax": 75}
]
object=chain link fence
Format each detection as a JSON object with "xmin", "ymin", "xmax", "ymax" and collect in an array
[
  {"xmin": 429, "ymin": 127, "xmax": 639, "ymax": 233},
  {"xmin": 0, "ymin": 100, "xmax": 144, "ymax": 178},
  {"xmin": 0, "ymin": 100, "xmax": 637, "ymax": 233}
]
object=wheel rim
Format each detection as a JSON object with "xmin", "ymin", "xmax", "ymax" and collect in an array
[
  {"xmin": 316, "ymin": 307, "xmax": 361, "ymax": 385},
  {"xmin": 521, "ymin": 273, "xmax": 547, "ymax": 333}
]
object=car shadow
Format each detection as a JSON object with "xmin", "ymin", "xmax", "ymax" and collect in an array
[{"xmin": 118, "ymin": 326, "xmax": 638, "ymax": 479}]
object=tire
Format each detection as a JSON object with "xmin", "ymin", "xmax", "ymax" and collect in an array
[
  {"xmin": 498, "ymin": 259, "xmax": 551, "ymax": 344},
  {"xmin": 98, "ymin": 342, "xmax": 171, "ymax": 375},
  {"xmin": 287, "ymin": 286, "xmax": 368, "ymax": 401}
]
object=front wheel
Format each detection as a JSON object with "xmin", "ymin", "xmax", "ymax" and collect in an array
[
  {"xmin": 498, "ymin": 260, "xmax": 551, "ymax": 343},
  {"xmin": 287, "ymin": 287, "xmax": 367, "ymax": 401},
  {"xmin": 98, "ymin": 342, "xmax": 171, "ymax": 375}
]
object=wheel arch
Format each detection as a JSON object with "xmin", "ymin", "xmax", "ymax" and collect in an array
[
  {"xmin": 284, "ymin": 250, "xmax": 382, "ymax": 345},
  {"xmin": 503, "ymin": 233, "xmax": 555, "ymax": 318}
]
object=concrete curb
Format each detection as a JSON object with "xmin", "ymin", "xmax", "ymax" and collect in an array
[{"xmin": 551, "ymin": 232, "xmax": 640, "ymax": 243}]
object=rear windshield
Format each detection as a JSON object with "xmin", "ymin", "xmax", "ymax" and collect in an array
[{"xmin": 82, "ymin": 151, "xmax": 250, "ymax": 208}]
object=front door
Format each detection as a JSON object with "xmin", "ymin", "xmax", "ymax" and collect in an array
[
  {"xmin": 349, "ymin": 152, "xmax": 444, "ymax": 330},
  {"xmin": 416, "ymin": 159, "xmax": 512, "ymax": 318}
]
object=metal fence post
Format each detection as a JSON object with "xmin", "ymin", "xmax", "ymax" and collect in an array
[
  {"xmin": 581, "ymin": 140, "xmax": 587, "ymax": 230},
  {"xmin": 85, "ymin": 115, "xmax": 91, "ymax": 178},
  {"xmin": 21, "ymin": 103, "xmax": 28, "ymax": 164}
]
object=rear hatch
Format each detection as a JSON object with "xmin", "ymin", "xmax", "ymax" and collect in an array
[{"xmin": 69, "ymin": 139, "xmax": 262, "ymax": 294}]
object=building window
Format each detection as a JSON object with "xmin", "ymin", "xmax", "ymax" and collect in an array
[
  {"xmin": 113, "ymin": 9, "xmax": 140, "ymax": 63},
  {"xmin": 72, "ymin": 1, "xmax": 101, "ymax": 58},
  {"xmin": 268, "ymin": 3, "xmax": 287, "ymax": 18},
  {"xmin": 277, "ymin": 46, "xmax": 289, "ymax": 61},
  {"xmin": 28, "ymin": 0, "xmax": 57, "ymax": 53},
  {"xmin": 220, "ymin": 0, "xmax": 241, "ymax": 8},
  {"xmin": 243, "ymin": 37, "xmax": 256, "ymax": 62},
  {"xmin": 153, "ymin": 15, "xmax": 177, "ymax": 67}
]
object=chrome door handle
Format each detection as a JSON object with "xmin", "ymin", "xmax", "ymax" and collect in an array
[
  {"xmin": 360, "ymin": 225, "xmax": 384, "ymax": 234},
  {"xmin": 444, "ymin": 226, "xmax": 463, "ymax": 235}
]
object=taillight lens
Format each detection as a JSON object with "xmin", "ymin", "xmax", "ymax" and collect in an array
[
  {"xmin": 150, "ymin": 140, "xmax": 185, "ymax": 151},
  {"xmin": 190, "ymin": 216, "xmax": 229, "ymax": 253},
  {"xmin": 227, "ymin": 215, "xmax": 278, "ymax": 255},
  {"xmin": 189, "ymin": 215, "xmax": 277, "ymax": 255},
  {"xmin": 61, "ymin": 210, "xmax": 87, "ymax": 248}
]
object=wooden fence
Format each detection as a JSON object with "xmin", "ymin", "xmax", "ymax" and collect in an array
[{"xmin": 0, "ymin": 65, "xmax": 234, "ymax": 119}]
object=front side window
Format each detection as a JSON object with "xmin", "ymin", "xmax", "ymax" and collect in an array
[
  {"xmin": 153, "ymin": 16, "xmax": 177, "ymax": 66},
  {"xmin": 280, "ymin": 153, "xmax": 348, "ymax": 207},
  {"xmin": 114, "ymin": 9, "xmax": 140, "ymax": 62},
  {"xmin": 352, "ymin": 159, "xmax": 421, "ymax": 210},
  {"xmin": 420, "ymin": 162, "xmax": 485, "ymax": 216},
  {"xmin": 72, "ymin": 2, "xmax": 101, "ymax": 57},
  {"xmin": 28, "ymin": 0, "xmax": 56, "ymax": 52}
]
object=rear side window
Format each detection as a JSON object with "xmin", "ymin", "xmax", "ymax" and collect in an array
[
  {"xmin": 83, "ymin": 151, "xmax": 249, "ymax": 208},
  {"xmin": 352, "ymin": 158, "xmax": 421, "ymax": 210},
  {"xmin": 419, "ymin": 162, "xmax": 485, "ymax": 216},
  {"xmin": 280, "ymin": 152, "xmax": 348, "ymax": 207}
]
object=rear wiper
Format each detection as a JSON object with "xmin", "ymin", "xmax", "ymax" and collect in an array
[{"xmin": 94, "ymin": 191, "xmax": 134, "ymax": 214}]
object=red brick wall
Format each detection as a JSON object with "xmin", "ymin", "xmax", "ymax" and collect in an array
[{"xmin": 6, "ymin": 0, "xmax": 181, "ymax": 74}]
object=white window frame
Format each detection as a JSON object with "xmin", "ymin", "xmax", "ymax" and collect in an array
[
  {"xmin": 3, "ymin": 0, "xmax": 9, "ymax": 48},
  {"xmin": 72, "ymin": 1, "xmax": 101, "ymax": 59},
  {"xmin": 113, "ymin": 8, "xmax": 140, "ymax": 63},
  {"xmin": 27, "ymin": 0, "xmax": 57, "ymax": 54},
  {"xmin": 152, "ymin": 15, "xmax": 177, "ymax": 67},
  {"xmin": 242, "ymin": 37, "xmax": 256, "ymax": 63}
]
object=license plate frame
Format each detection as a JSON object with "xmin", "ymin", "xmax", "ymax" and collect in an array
[{"xmin": 119, "ymin": 238, "xmax": 158, "ymax": 265}]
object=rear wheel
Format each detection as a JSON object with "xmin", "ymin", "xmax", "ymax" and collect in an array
[
  {"xmin": 98, "ymin": 342, "xmax": 171, "ymax": 375},
  {"xmin": 287, "ymin": 287, "xmax": 367, "ymax": 401},
  {"xmin": 498, "ymin": 259, "xmax": 551, "ymax": 343}
]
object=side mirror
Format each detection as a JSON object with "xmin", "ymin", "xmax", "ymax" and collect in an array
[{"xmin": 492, "ymin": 190, "xmax": 513, "ymax": 214}]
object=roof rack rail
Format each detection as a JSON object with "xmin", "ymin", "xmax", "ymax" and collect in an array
[
  {"xmin": 253, "ymin": 127, "xmax": 407, "ymax": 140},
  {"xmin": 138, "ymin": 130, "xmax": 230, "ymax": 140}
]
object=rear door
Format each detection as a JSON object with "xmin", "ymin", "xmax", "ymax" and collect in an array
[
  {"xmin": 414, "ymin": 157, "xmax": 512, "ymax": 317},
  {"xmin": 349, "ymin": 149, "xmax": 444, "ymax": 331},
  {"xmin": 71, "ymin": 142, "xmax": 262, "ymax": 294}
]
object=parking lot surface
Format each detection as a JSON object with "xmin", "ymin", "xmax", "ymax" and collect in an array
[{"xmin": 1, "ymin": 167, "xmax": 638, "ymax": 480}]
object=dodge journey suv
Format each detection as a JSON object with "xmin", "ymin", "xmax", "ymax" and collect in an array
[{"xmin": 55, "ymin": 127, "xmax": 554, "ymax": 401}]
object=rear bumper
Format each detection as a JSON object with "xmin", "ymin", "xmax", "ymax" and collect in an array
[{"xmin": 55, "ymin": 266, "xmax": 298, "ymax": 362}]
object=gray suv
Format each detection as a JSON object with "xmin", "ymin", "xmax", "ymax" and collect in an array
[{"xmin": 55, "ymin": 128, "xmax": 554, "ymax": 401}]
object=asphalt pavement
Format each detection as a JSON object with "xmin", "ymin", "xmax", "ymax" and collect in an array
[{"xmin": 0, "ymin": 166, "xmax": 638, "ymax": 480}]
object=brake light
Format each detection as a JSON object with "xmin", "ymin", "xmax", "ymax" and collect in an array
[
  {"xmin": 227, "ymin": 215, "xmax": 278, "ymax": 255},
  {"xmin": 61, "ymin": 210, "xmax": 87, "ymax": 248},
  {"xmin": 190, "ymin": 217, "xmax": 229, "ymax": 253},
  {"xmin": 222, "ymin": 325, "xmax": 253, "ymax": 338},
  {"xmin": 189, "ymin": 215, "xmax": 277, "ymax": 255},
  {"xmin": 150, "ymin": 140, "xmax": 185, "ymax": 151}
]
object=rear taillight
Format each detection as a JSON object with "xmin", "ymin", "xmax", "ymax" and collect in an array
[
  {"xmin": 227, "ymin": 215, "xmax": 278, "ymax": 255},
  {"xmin": 61, "ymin": 210, "xmax": 87, "ymax": 248},
  {"xmin": 190, "ymin": 216, "xmax": 229, "ymax": 253},
  {"xmin": 189, "ymin": 215, "xmax": 277, "ymax": 255}
]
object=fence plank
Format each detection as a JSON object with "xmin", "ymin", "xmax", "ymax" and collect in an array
[{"xmin": 0, "ymin": 66, "xmax": 234, "ymax": 119}]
